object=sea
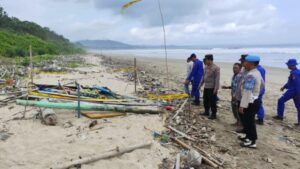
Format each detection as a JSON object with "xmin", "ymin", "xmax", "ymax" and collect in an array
[{"xmin": 90, "ymin": 47, "xmax": 300, "ymax": 69}]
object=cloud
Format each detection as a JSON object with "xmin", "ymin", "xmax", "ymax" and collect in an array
[{"xmin": 3, "ymin": 0, "xmax": 298, "ymax": 45}]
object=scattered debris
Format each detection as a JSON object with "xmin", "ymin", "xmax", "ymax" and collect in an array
[{"xmin": 0, "ymin": 131, "xmax": 13, "ymax": 141}]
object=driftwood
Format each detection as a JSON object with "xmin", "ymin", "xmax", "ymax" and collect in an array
[
  {"xmin": 167, "ymin": 125, "xmax": 196, "ymax": 141},
  {"xmin": 175, "ymin": 153, "xmax": 181, "ymax": 169},
  {"xmin": 172, "ymin": 98, "xmax": 188, "ymax": 119},
  {"xmin": 52, "ymin": 142, "xmax": 152, "ymax": 169},
  {"xmin": 171, "ymin": 138, "xmax": 219, "ymax": 168}
]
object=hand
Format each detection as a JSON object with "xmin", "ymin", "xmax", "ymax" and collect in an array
[
  {"xmin": 239, "ymin": 107, "xmax": 244, "ymax": 114},
  {"xmin": 185, "ymin": 80, "xmax": 190, "ymax": 85},
  {"xmin": 280, "ymin": 87, "xmax": 284, "ymax": 92}
]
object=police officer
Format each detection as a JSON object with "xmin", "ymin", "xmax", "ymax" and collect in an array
[
  {"xmin": 238, "ymin": 55, "xmax": 264, "ymax": 148},
  {"xmin": 256, "ymin": 63, "xmax": 266, "ymax": 125},
  {"xmin": 273, "ymin": 59, "xmax": 300, "ymax": 126}
]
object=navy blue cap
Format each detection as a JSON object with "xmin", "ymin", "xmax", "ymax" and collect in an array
[{"xmin": 286, "ymin": 59, "xmax": 298, "ymax": 66}]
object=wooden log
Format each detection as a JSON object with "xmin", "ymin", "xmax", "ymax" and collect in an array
[
  {"xmin": 172, "ymin": 98, "xmax": 188, "ymax": 119},
  {"xmin": 167, "ymin": 125, "xmax": 196, "ymax": 141},
  {"xmin": 171, "ymin": 138, "xmax": 219, "ymax": 169},
  {"xmin": 52, "ymin": 142, "xmax": 152, "ymax": 169}
]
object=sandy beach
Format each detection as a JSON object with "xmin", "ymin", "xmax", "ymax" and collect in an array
[
  {"xmin": 0, "ymin": 53, "xmax": 299, "ymax": 169},
  {"xmin": 0, "ymin": 55, "xmax": 173, "ymax": 169}
]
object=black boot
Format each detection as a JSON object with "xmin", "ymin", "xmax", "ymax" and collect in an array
[
  {"xmin": 208, "ymin": 113, "xmax": 216, "ymax": 120},
  {"xmin": 256, "ymin": 119, "xmax": 264, "ymax": 125},
  {"xmin": 272, "ymin": 115, "xmax": 283, "ymax": 121},
  {"xmin": 200, "ymin": 112, "xmax": 209, "ymax": 116}
]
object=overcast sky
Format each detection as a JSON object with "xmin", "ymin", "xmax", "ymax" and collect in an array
[{"xmin": 1, "ymin": 0, "xmax": 300, "ymax": 45}]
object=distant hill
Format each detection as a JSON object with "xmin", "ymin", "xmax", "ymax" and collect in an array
[
  {"xmin": 0, "ymin": 6, "xmax": 84, "ymax": 57},
  {"xmin": 77, "ymin": 40, "xmax": 137, "ymax": 49},
  {"xmin": 78, "ymin": 39, "xmax": 191, "ymax": 50}
]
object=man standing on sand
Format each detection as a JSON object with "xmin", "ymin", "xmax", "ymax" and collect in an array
[
  {"xmin": 256, "ymin": 63, "xmax": 266, "ymax": 125},
  {"xmin": 238, "ymin": 55, "xmax": 264, "ymax": 148},
  {"xmin": 200, "ymin": 54, "xmax": 220, "ymax": 120},
  {"xmin": 185, "ymin": 54, "xmax": 204, "ymax": 105},
  {"xmin": 273, "ymin": 59, "xmax": 300, "ymax": 126},
  {"xmin": 184, "ymin": 57, "xmax": 194, "ymax": 95},
  {"xmin": 222, "ymin": 63, "xmax": 242, "ymax": 126}
]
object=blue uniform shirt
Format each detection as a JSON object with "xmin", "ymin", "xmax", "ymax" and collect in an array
[
  {"xmin": 284, "ymin": 68, "xmax": 300, "ymax": 96},
  {"xmin": 187, "ymin": 59, "xmax": 204, "ymax": 83},
  {"xmin": 257, "ymin": 65, "xmax": 266, "ymax": 97}
]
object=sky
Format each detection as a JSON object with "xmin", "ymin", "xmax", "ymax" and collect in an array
[{"xmin": 1, "ymin": 0, "xmax": 300, "ymax": 46}]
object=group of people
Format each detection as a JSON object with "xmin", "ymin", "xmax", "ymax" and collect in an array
[{"xmin": 184, "ymin": 54, "xmax": 300, "ymax": 148}]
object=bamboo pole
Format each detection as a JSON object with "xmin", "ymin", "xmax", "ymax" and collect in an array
[
  {"xmin": 29, "ymin": 45, "xmax": 33, "ymax": 84},
  {"xmin": 52, "ymin": 142, "xmax": 152, "ymax": 169},
  {"xmin": 134, "ymin": 57, "xmax": 137, "ymax": 93},
  {"xmin": 16, "ymin": 100, "xmax": 161, "ymax": 114},
  {"xmin": 167, "ymin": 125, "xmax": 196, "ymax": 141},
  {"xmin": 172, "ymin": 98, "xmax": 188, "ymax": 119}
]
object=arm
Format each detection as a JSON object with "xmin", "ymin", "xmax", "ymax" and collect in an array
[
  {"xmin": 187, "ymin": 62, "xmax": 197, "ymax": 81},
  {"xmin": 283, "ymin": 78, "xmax": 291, "ymax": 89},
  {"xmin": 214, "ymin": 66, "xmax": 220, "ymax": 94}
]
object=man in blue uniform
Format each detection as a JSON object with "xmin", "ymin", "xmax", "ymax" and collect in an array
[
  {"xmin": 273, "ymin": 59, "xmax": 300, "ymax": 126},
  {"xmin": 256, "ymin": 64, "xmax": 266, "ymax": 125},
  {"xmin": 185, "ymin": 54, "xmax": 204, "ymax": 105}
]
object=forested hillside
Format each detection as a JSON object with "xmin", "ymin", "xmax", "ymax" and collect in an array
[{"xmin": 0, "ymin": 6, "xmax": 84, "ymax": 57}]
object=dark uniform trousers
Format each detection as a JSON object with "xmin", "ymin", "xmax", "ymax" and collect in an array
[
  {"xmin": 243, "ymin": 99, "xmax": 261, "ymax": 141},
  {"xmin": 203, "ymin": 88, "xmax": 217, "ymax": 115}
]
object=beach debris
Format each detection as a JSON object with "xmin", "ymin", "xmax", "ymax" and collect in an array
[
  {"xmin": 175, "ymin": 153, "xmax": 181, "ymax": 169},
  {"xmin": 63, "ymin": 121, "xmax": 73, "ymax": 128},
  {"xmin": 172, "ymin": 98, "xmax": 189, "ymax": 119},
  {"xmin": 167, "ymin": 125, "xmax": 196, "ymax": 141},
  {"xmin": 181, "ymin": 149, "xmax": 203, "ymax": 168},
  {"xmin": 40, "ymin": 109, "xmax": 57, "ymax": 126},
  {"xmin": 262, "ymin": 156, "xmax": 273, "ymax": 163},
  {"xmin": 148, "ymin": 93, "xmax": 188, "ymax": 101},
  {"xmin": 88, "ymin": 120, "xmax": 98, "ymax": 129},
  {"xmin": 81, "ymin": 111, "xmax": 127, "ymax": 119},
  {"xmin": 171, "ymin": 137, "xmax": 220, "ymax": 168},
  {"xmin": 0, "ymin": 131, "xmax": 13, "ymax": 141},
  {"xmin": 52, "ymin": 142, "xmax": 152, "ymax": 169}
]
